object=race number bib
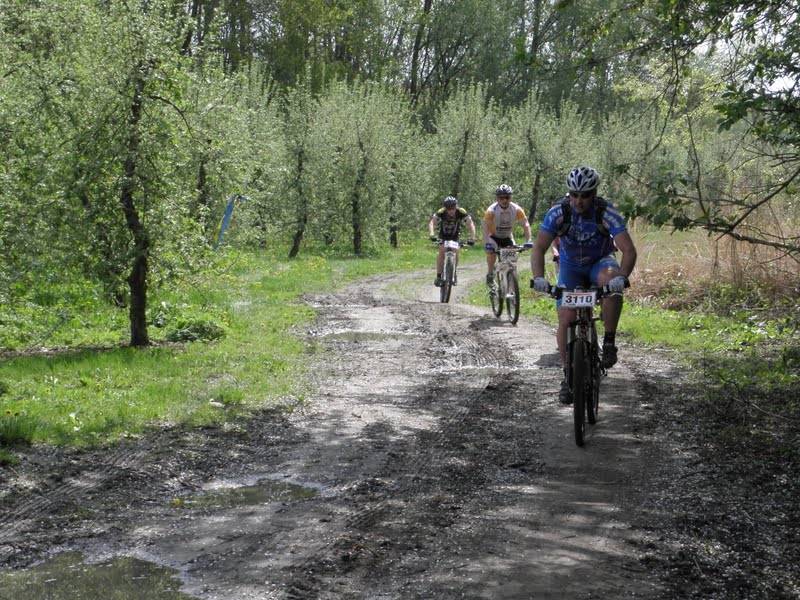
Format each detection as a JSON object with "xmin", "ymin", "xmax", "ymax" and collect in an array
[
  {"xmin": 444, "ymin": 240, "xmax": 460, "ymax": 250},
  {"xmin": 561, "ymin": 290, "xmax": 596, "ymax": 308},
  {"xmin": 499, "ymin": 248, "xmax": 518, "ymax": 263}
]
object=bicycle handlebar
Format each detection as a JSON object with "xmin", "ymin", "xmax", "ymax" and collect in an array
[
  {"xmin": 493, "ymin": 244, "xmax": 531, "ymax": 254},
  {"xmin": 536, "ymin": 281, "xmax": 630, "ymax": 300},
  {"xmin": 432, "ymin": 239, "xmax": 473, "ymax": 247}
]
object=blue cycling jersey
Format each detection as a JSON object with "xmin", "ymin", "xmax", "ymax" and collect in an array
[{"xmin": 540, "ymin": 198, "xmax": 627, "ymax": 267}]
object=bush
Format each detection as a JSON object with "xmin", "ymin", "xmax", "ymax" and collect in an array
[{"xmin": 166, "ymin": 319, "xmax": 226, "ymax": 343}]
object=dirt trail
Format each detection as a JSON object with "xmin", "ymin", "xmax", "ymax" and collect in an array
[{"xmin": 0, "ymin": 265, "xmax": 678, "ymax": 599}]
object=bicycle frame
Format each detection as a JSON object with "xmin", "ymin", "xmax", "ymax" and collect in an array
[
  {"xmin": 545, "ymin": 285, "xmax": 614, "ymax": 446},
  {"xmin": 563, "ymin": 288, "xmax": 603, "ymax": 446},
  {"xmin": 489, "ymin": 246, "xmax": 528, "ymax": 324},
  {"xmin": 494, "ymin": 248, "xmax": 518, "ymax": 293},
  {"xmin": 436, "ymin": 239, "xmax": 467, "ymax": 303}
]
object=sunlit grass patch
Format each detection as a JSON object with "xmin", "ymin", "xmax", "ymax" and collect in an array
[{"xmin": 0, "ymin": 239, "xmax": 438, "ymax": 446}]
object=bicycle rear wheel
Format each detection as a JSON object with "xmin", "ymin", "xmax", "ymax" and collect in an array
[
  {"xmin": 587, "ymin": 339, "xmax": 600, "ymax": 424},
  {"xmin": 490, "ymin": 272, "xmax": 503, "ymax": 317},
  {"xmin": 571, "ymin": 339, "xmax": 589, "ymax": 447},
  {"xmin": 505, "ymin": 272, "xmax": 520, "ymax": 324},
  {"xmin": 440, "ymin": 255, "xmax": 454, "ymax": 303}
]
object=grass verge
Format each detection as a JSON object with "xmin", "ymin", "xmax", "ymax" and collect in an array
[{"xmin": 0, "ymin": 240, "xmax": 441, "ymax": 447}]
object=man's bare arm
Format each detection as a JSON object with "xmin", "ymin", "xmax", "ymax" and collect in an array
[
  {"xmin": 613, "ymin": 231, "xmax": 637, "ymax": 278},
  {"xmin": 531, "ymin": 230, "xmax": 555, "ymax": 278}
]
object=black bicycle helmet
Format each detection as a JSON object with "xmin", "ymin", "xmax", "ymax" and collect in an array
[
  {"xmin": 495, "ymin": 184, "xmax": 513, "ymax": 196},
  {"xmin": 442, "ymin": 195, "xmax": 458, "ymax": 208},
  {"xmin": 566, "ymin": 166, "xmax": 600, "ymax": 192}
]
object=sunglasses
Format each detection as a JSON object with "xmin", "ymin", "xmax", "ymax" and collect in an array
[{"xmin": 569, "ymin": 191, "xmax": 594, "ymax": 199}]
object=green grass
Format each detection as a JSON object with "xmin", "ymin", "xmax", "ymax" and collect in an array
[
  {"xmin": 0, "ymin": 448, "xmax": 19, "ymax": 466},
  {"xmin": 3, "ymin": 235, "xmax": 796, "ymax": 450},
  {"xmin": 0, "ymin": 410, "xmax": 37, "ymax": 445},
  {"xmin": 0, "ymin": 240, "xmax": 438, "ymax": 447},
  {"xmin": 466, "ymin": 261, "xmax": 793, "ymax": 355}
]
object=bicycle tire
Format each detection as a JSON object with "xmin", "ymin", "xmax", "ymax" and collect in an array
[
  {"xmin": 587, "ymin": 337, "xmax": 600, "ymax": 425},
  {"xmin": 506, "ymin": 272, "xmax": 520, "ymax": 325},
  {"xmin": 571, "ymin": 339, "xmax": 589, "ymax": 447},
  {"xmin": 440, "ymin": 255, "xmax": 454, "ymax": 303},
  {"xmin": 490, "ymin": 272, "xmax": 503, "ymax": 317}
]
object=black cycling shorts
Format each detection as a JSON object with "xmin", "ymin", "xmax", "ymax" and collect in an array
[{"xmin": 490, "ymin": 235, "xmax": 515, "ymax": 248}]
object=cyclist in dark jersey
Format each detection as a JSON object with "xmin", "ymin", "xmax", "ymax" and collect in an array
[
  {"xmin": 531, "ymin": 166, "xmax": 637, "ymax": 403},
  {"xmin": 428, "ymin": 196, "xmax": 476, "ymax": 287}
]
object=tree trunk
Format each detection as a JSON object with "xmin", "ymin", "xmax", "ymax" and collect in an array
[
  {"xmin": 289, "ymin": 211, "xmax": 308, "ymax": 259},
  {"xmin": 451, "ymin": 128, "xmax": 469, "ymax": 198},
  {"xmin": 352, "ymin": 139, "xmax": 368, "ymax": 255},
  {"xmin": 196, "ymin": 154, "xmax": 211, "ymax": 233},
  {"xmin": 120, "ymin": 63, "xmax": 150, "ymax": 347},
  {"xmin": 388, "ymin": 160, "xmax": 398, "ymax": 248},
  {"xmin": 288, "ymin": 148, "xmax": 307, "ymax": 258},
  {"xmin": 530, "ymin": 0, "xmax": 542, "ymax": 67},
  {"xmin": 526, "ymin": 126, "xmax": 542, "ymax": 221},
  {"xmin": 181, "ymin": 0, "xmax": 201, "ymax": 55},
  {"xmin": 530, "ymin": 168, "xmax": 542, "ymax": 222},
  {"xmin": 409, "ymin": 0, "xmax": 433, "ymax": 104}
]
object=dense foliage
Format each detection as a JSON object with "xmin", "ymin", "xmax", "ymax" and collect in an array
[{"xmin": 1, "ymin": 0, "xmax": 798, "ymax": 346}]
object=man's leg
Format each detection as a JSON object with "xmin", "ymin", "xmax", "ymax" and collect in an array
[
  {"xmin": 486, "ymin": 252, "xmax": 496, "ymax": 285},
  {"xmin": 557, "ymin": 307, "xmax": 575, "ymax": 404},
  {"xmin": 435, "ymin": 246, "xmax": 445, "ymax": 286},
  {"xmin": 594, "ymin": 259, "xmax": 624, "ymax": 368}
]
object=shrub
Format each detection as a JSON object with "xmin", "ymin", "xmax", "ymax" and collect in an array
[{"xmin": 166, "ymin": 319, "xmax": 226, "ymax": 343}]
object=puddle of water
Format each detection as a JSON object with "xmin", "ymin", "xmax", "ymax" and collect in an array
[
  {"xmin": 0, "ymin": 552, "xmax": 195, "ymax": 600},
  {"xmin": 180, "ymin": 479, "xmax": 318, "ymax": 509}
]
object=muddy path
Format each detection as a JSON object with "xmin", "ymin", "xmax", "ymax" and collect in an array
[{"xmin": 0, "ymin": 265, "xmax": 680, "ymax": 599}]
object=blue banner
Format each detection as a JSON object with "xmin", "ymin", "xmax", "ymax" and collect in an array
[{"xmin": 215, "ymin": 194, "xmax": 247, "ymax": 248}]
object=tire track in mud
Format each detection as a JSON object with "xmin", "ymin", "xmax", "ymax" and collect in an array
[
  {"xmin": 0, "ymin": 447, "xmax": 152, "ymax": 545},
  {"xmin": 271, "ymin": 268, "xmax": 670, "ymax": 599},
  {"xmin": 280, "ymin": 274, "xmax": 539, "ymax": 599}
]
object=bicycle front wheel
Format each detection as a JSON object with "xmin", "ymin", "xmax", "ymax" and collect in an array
[
  {"xmin": 505, "ymin": 272, "xmax": 520, "ymax": 325},
  {"xmin": 490, "ymin": 272, "xmax": 503, "ymax": 317},
  {"xmin": 440, "ymin": 255, "xmax": 454, "ymax": 303},
  {"xmin": 571, "ymin": 339, "xmax": 590, "ymax": 447}
]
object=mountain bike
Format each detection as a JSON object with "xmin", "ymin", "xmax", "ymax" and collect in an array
[
  {"xmin": 434, "ymin": 239, "xmax": 470, "ymax": 303},
  {"xmin": 489, "ymin": 245, "xmax": 529, "ymax": 325},
  {"xmin": 538, "ymin": 284, "xmax": 626, "ymax": 447}
]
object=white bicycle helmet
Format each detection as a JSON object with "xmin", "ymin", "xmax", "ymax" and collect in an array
[
  {"xmin": 442, "ymin": 195, "xmax": 458, "ymax": 208},
  {"xmin": 566, "ymin": 166, "xmax": 600, "ymax": 192},
  {"xmin": 495, "ymin": 184, "xmax": 513, "ymax": 196}
]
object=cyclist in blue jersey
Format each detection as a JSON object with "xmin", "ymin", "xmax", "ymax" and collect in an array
[{"xmin": 531, "ymin": 166, "xmax": 637, "ymax": 404}]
